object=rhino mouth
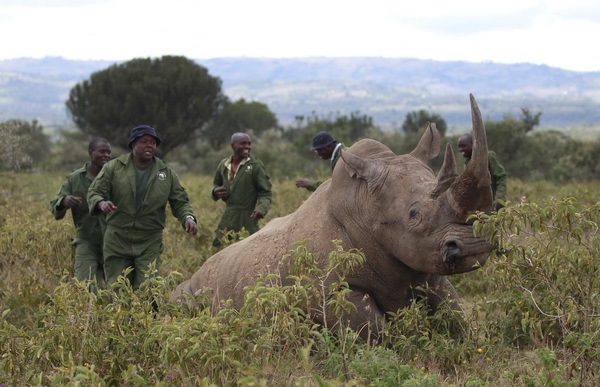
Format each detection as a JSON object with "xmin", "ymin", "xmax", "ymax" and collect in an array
[{"xmin": 442, "ymin": 238, "xmax": 493, "ymax": 273}]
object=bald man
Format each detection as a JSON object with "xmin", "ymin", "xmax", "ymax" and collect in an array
[{"xmin": 211, "ymin": 132, "xmax": 272, "ymax": 247}]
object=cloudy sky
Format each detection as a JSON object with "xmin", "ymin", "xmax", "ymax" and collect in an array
[{"xmin": 2, "ymin": 0, "xmax": 599, "ymax": 72}]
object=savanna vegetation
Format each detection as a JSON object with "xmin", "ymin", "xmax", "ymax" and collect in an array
[
  {"xmin": 0, "ymin": 172, "xmax": 598, "ymax": 385},
  {"xmin": 1, "ymin": 56, "xmax": 599, "ymax": 384}
]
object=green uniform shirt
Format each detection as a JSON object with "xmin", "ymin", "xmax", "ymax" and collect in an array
[
  {"xmin": 465, "ymin": 150, "xmax": 508, "ymax": 203},
  {"xmin": 304, "ymin": 143, "xmax": 347, "ymax": 192},
  {"xmin": 87, "ymin": 153, "xmax": 195, "ymax": 232},
  {"xmin": 212, "ymin": 155, "xmax": 272, "ymax": 235},
  {"xmin": 50, "ymin": 162, "xmax": 103, "ymax": 245}
]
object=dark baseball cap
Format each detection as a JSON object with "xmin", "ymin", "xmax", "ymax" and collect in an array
[
  {"xmin": 310, "ymin": 131, "xmax": 335, "ymax": 151},
  {"xmin": 128, "ymin": 125, "xmax": 162, "ymax": 148}
]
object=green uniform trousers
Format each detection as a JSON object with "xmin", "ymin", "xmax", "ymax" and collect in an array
[
  {"xmin": 213, "ymin": 206, "xmax": 259, "ymax": 246},
  {"xmin": 73, "ymin": 240, "xmax": 104, "ymax": 283},
  {"xmin": 103, "ymin": 226, "xmax": 163, "ymax": 290}
]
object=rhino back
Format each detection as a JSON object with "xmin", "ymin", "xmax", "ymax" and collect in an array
[{"xmin": 183, "ymin": 182, "xmax": 344, "ymax": 308}]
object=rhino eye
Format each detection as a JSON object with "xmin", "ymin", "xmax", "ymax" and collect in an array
[{"xmin": 409, "ymin": 209, "xmax": 419, "ymax": 219}]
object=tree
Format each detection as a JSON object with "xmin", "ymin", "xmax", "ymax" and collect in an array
[
  {"xmin": 482, "ymin": 108, "xmax": 545, "ymax": 180},
  {"xmin": 286, "ymin": 111, "xmax": 378, "ymax": 153},
  {"xmin": 66, "ymin": 56, "xmax": 226, "ymax": 156},
  {"xmin": 0, "ymin": 120, "xmax": 50, "ymax": 170},
  {"xmin": 0, "ymin": 120, "xmax": 31, "ymax": 170},
  {"xmin": 520, "ymin": 108, "xmax": 542, "ymax": 132},
  {"xmin": 48, "ymin": 130, "xmax": 91, "ymax": 171},
  {"xmin": 204, "ymin": 98, "xmax": 278, "ymax": 150},
  {"xmin": 333, "ymin": 112, "xmax": 376, "ymax": 142},
  {"xmin": 402, "ymin": 110, "xmax": 448, "ymax": 137}
]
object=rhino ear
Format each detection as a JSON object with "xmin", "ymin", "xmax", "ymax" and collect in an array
[
  {"xmin": 341, "ymin": 150, "xmax": 386, "ymax": 193},
  {"xmin": 410, "ymin": 122, "xmax": 441, "ymax": 162},
  {"xmin": 431, "ymin": 144, "xmax": 458, "ymax": 199}
]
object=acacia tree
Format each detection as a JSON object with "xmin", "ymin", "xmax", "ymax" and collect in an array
[
  {"xmin": 66, "ymin": 56, "xmax": 226, "ymax": 156},
  {"xmin": 520, "ymin": 108, "xmax": 542, "ymax": 132}
]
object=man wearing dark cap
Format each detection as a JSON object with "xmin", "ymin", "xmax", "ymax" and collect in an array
[
  {"xmin": 88, "ymin": 125, "xmax": 198, "ymax": 290},
  {"xmin": 296, "ymin": 131, "xmax": 346, "ymax": 192}
]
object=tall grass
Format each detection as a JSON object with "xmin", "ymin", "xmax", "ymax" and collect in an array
[{"xmin": 1, "ymin": 172, "xmax": 598, "ymax": 385}]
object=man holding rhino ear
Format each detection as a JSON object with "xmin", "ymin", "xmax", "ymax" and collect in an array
[{"xmin": 296, "ymin": 131, "xmax": 347, "ymax": 192}]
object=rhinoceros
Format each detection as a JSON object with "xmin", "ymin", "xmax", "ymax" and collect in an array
[{"xmin": 175, "ymin": 94, "xmax": 495, "ymax": 338}]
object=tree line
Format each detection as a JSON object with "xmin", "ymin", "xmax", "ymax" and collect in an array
[{"xmin": 1, "ymin": 55, "xmax": 598, "ymax": 183}]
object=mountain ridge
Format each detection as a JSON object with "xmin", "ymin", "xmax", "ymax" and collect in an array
[{"xmin": 1, "ymin": 56, "xmax": 599, "ymax": 134}]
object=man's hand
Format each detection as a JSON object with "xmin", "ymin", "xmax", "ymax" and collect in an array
[
  {"xmin": 295, "ymin": 178, "xmax": 308, "ymax": 188},
  {"xmin": 250, "ymin": 211, "xmax": 264, "ymax": 221},
  {"xmin": 61, "ymin": 195, "xmax": 83, "ymax": 209},
  {"xmin": 98, "ymin": 200, "xmax": 117, "ymax": 215},
  {"xmin": 184, "ymin": 217, "xmax": 198, "ymax": 236},
  {"xmin": 213, "ymin": 186, "xmax": 229, "ymax": 199}
]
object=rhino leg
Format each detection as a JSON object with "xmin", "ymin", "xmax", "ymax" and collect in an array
[
  {"xmin": 322, "ymin": 290, "xmax": 386, "ymax": 343},
  {"xmin": 172, "ymin": 279, "xmax": 193, "ymax": 302},
  {"xmin": 424, "ymin": 276, "xmax": 462, "ymax": 312}
]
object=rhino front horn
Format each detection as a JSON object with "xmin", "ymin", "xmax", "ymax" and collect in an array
[{"xmin": 448, "ymin": 94, "xmax": 493, "ymax": 219}]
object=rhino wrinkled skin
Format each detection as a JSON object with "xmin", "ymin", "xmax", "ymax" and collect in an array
[{"xmin": 175, "ymin": 94, "xmax": 495, "ymax": 339}]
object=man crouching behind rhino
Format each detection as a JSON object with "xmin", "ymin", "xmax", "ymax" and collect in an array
[{"xmin": 175, "ymin": 94, "xmax": 495, "ymax": 340}]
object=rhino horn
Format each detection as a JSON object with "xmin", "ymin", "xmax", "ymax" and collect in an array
[
  {"xmin": 410, "ymin": 122, "xmax": 441, "ymax": 162},
  {"xmin": 431, "ymin": 144, "xmax": 458, "ymax": 199},
  {"xmin": 448, "ymin": 94, "xmax": 493, "ymax": 219}
]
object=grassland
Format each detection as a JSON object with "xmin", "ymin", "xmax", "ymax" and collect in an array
[{"xmin": 0, "ymin": 172, "xmax": 598, "ymax": 386}]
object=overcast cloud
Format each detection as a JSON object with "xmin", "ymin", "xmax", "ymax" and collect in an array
[{"xmin": 1, "ymin": 0, "xmax": 599, "ymax": 72}]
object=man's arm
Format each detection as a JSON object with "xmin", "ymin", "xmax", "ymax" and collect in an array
[
  {"xmin": 211, "ymin": 162, "xmax": 226, "ymax": 201},
  {"xmin": 489, "ymin": 152, "xmax": 508, "ymax": 204},
  {"xmin": 167, "ymin": 170, "xmax": 197, "ymax": 235},
  {"xmin": 253, "ymin": 161, "xmax": 272, "ymax": 217},
  {"xmin": 296, "ymin": 178, "xmax": 320, "ymax": 192},
  {"xmin": 49, "ymin": 176, "xmax": 75, "ymax": 220},
  {"xmin": 87, "ymin": 165, "xmax": 113, "ymax": 216}
]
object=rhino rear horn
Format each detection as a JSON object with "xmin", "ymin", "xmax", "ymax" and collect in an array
[
  {"xmin": 410, "ymin": 122, "xmax": 441, "ymax": 162},
  {"xmin": 431, "ymin": 144, "xmax": 458, "ymax": 199},
  {"xmin": 449, "ymin": 94, "xmax": 493, "ymax": 219}
]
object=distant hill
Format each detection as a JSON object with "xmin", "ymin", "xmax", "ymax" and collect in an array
[{"xmin": 1, "ymin": 56, "xmax": 600, "ymax": 135}]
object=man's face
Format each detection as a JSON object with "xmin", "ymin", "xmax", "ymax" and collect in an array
[
  {"xmin": 457, "ymin": 138, "xmax": 473, "ymax": 158},
  {"xmin": 231, "ymin": 136, "xmax": 252, "ymax": 159},
  {"xmin": 89, "ymin": 141, "xmax": 112, "ymax": 168},
  {"xmin": 315, "ymin": 143, "xmax": 334, "ymax": 160},
  {"xmin": 132, "ymin": 135, "xmax": 157, "ymax": 162}
]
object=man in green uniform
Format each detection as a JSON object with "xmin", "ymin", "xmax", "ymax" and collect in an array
[
  {"xmin": 296, "ymin": 131, "xmax": 346, "ymax": 192},
  {"xmin": 458, "ymin": 133, "xmax": 508, "ymax": 211},
  {"xmin": 88, "ymin": 125, "xmax": 198, "ymax": 290},
  {"xmin": 50, "ymin": 138, "xmax": 112, "ymax": 291},
  {"xmin": 212, "ymin": 132, "xmax": 272, "ymax": 247}
]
